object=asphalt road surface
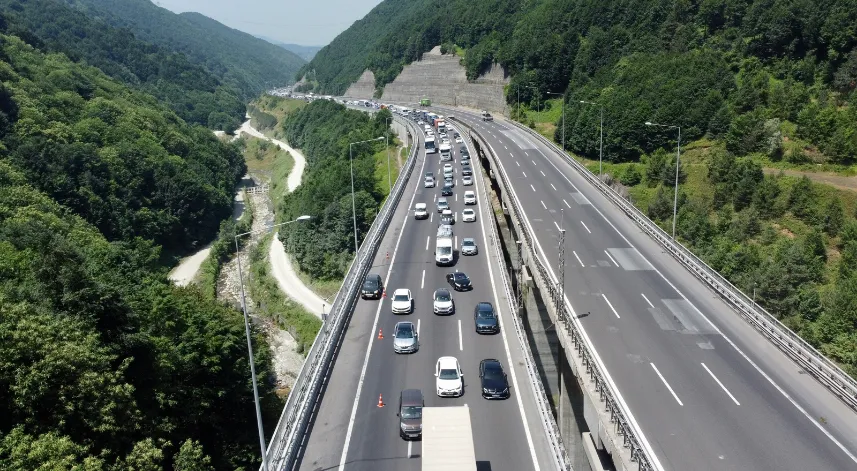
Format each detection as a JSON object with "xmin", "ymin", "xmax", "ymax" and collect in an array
[
  {"xmin": 295, "ymin": 121, "xmax": 556, "ymax": 471},
  {"xmin": 440, "ymin": 106, "xmax": 857, "ymax": 471}
]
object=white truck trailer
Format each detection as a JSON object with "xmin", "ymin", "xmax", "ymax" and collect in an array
[{"xmin": 422, "ymin": 406, "xmax": 477, "ymax": 471}]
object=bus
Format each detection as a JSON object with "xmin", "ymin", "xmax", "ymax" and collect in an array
[{"xmin": 425, "ymin": 136, "xmax": 437, "ymax": 154}]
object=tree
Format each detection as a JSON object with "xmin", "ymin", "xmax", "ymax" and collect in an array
[
  {"xmin": 647, "ymin": 186, "xmax": 673, "ymax": 222},
  {"xmin": 620, "ymin": 164, "xmax": 642, "ymax": 186},
  {"xmin": 173, "ymin": 440, "xmax": 214, "ymax": 471},
  {"xmin": 753, "ymin": 176, "xmax": 782, "ymax": 219},
  {"xmin": 643, "ymin": 149, "xmax": 667, "ymax": 187},
  {"xmin": 823, "ymin": 198, "xmax": 845, "ymax": 236},
  {"xmin": 788, "ymin": 176, "xmax": 816, "ymax": 221}
]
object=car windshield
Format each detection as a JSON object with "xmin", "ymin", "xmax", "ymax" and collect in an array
[
  {"xmin": 439, "ymin": 247, "xmax": 452, "ymax": 255},
  {"xmin": 394, "ymin": 294, "xmax": 409, "ymax": 302},
  {"xmin": 439, "ymin": 368, "xmax": 459, "ymax": 380},
  {"xmin": 463, "ymin": 240, "xmax": 474, "ymax": 246},
  {"xmin": 435, "ymin": 291, "xmax": 451, "ymax": 302},
  {"xmin": 364, "ymin": 279, "xmax": 378, "ymax": 289},
  {"xmin": 401, "ymin": 405, "xmax": 422, "ymax": 419},
  {"xmin": 396, "ymin": 326, "xmax": 414, "ymax": 338},
  {"xmin": 456, "ymin": 274, "xmax": 469, "ymax": 283},
  {"xmin": 483, "ymin": 366, "xmax": 504, "ymax": 381},
  {"xmin": 477, "ymin": 307, "xmax": 495, "ymax": 319}
]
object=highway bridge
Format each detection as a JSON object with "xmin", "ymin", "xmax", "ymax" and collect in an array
[{"xmin": 267, "ymin": 104, "xmax": 857, "ymax": 471}]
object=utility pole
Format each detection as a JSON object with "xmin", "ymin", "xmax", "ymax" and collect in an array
[{"xmin": 557, "ymin": 209, "xmax": 566, "ymax": 323}]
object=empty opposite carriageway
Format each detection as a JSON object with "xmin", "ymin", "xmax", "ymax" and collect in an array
[{"xmin": 441, "ymin": 106, "xmax": 857, "ymax": 471}]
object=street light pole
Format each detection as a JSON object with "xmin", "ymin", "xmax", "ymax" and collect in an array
[
  {"xmin": 385, "ymin": 117, "xmax": 393, "ymax": 193},
  {"xmin": 547, "ymin": 92, "xmax": 565, "ymax": 151},
  {"xmin": 580, "ymin": 100, "xmax": 604, "ymax": 176},
  {"xmin": 233, "ymin": 214, "xmax": 311, "ymax": 471},
  {"xmin": 349, "ymin": 137, "xmax": 385, "ymax": 254},
  {"xmin": 645, "ymin": 121, "xmax": 682, "ymax": 239}
]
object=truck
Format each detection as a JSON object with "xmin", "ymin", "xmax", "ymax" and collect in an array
[
  {"xmin": 437, "ymin": 120, "xmax": 446, "ymax": 134},
  {"xmin": 439, "ymin": 142, "xmax": 452, "ymax": 161},
  {"xmin": 435, "ymin": 234, "xmax": 454, "ymax": 266},
  {"xmin": 421, "ymin": 406, "xmax": 477, "ymax": 471},
  {"xmin": 421, "ymin": 98, "xmax": 432, "ymax": 106}
]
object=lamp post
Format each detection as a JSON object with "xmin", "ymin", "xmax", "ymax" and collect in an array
[
  {"xmin": 384, "ymin": 117, "xmax": 393, "ymax": 193},
  {"xmin": 644, "ymin": 121, "xmax": 682, "ymax": 239},
  {"xmin": 580, "ymin": 100, "xmax": 604, "ymax": 176},
  {"xmin": 233, "ymin": 214, "xmax": 311, "ymax": 471},
  {"xmin": 547, "ymin": 92, "xmax": 565, "ymax": 151},
  {"xmin": 349, "ymin": 137, "xmax": 385, "ymax": 254}
]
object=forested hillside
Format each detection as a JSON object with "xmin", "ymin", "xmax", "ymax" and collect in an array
[
  {"xmin": 68, "ymin": 0, "xmax": 305, "ymax": 99},
  {"xmin": 0, "ymin": 32, "xmax": 277, "ymax": 470},
  {"xmin": 0, "ymin": 0, "xmax": 245, "ymax": 130},
  {"xmin": 278, "ymin": 101, "xmax": 393, "ymax": 279}
]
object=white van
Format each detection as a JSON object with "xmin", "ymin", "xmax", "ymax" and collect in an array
[
  {"xmin": 414, "ymin": 203, "xmax": 428, "ymax": 220},
  {"xmin": 439, "ymin": 143, "xmax": 452, "ymax": 161}
]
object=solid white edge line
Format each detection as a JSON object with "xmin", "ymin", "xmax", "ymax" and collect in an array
[
  {"xmin": 580, "ymin": 220, "xmax": 591, "ymax": 234},
  {"xmin": 604, "ymin": 250, "xmax": 619, "ymax": 267},
  {"xmin": 533, "ymin": 129, "xmax": 857, "ymax": 464},
  {"xmin": 650, "ymin": 363, "xmax": 684, "ymax": 406},
  {"xmin": 573, "ymin": 251, "xmax": 585, "ymax": 267},
  {"xmin": 469, "ymin": 138, "xmax": 542, "ymax": 471},
  {"xmin": 338, "ymin": 131, "xmax": 427, "ymax": 471},
  {"xmin": 602, "ymin": 293, "xmax": 620, "ymax": 319},
  {"xmin": 701, "ymin": 363, "xmax": 741, "ymax": 406},
  {"xmin": 476, "ymin": 127, "xmax": 666, "ymax": 470},
  {"xmin": 641, "ymin": 293, "xmax": 655, "ymax": 308}
]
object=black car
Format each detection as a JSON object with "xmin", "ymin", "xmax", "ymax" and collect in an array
[
  {"xmin": 441, "ymin": 185, "xmax": 453, "ymax": 196},
  {"xmin": 479, "ymin": 359, "xmax": 510, "ymax": 399},
  {"xmin": 462, "ymin": 167, "xmax": 473, "ymax": 177},
  {"xmin": 446, "ymin": 272, "xmax": 472, "ymax": 291},
  {"xmin": 461, "ymin": 152, "xmax": 470, "ymax": 161},
  {"xmin": 474, "ymin": 302, "xmax": 499, "ymax": 334},
  {"xmin": 459, "ymin": 146, "xmax": 468, "ymax": 154},
  {"xmin": 361, "ymin": 273, "xmax": 384, "ymax": 299}
]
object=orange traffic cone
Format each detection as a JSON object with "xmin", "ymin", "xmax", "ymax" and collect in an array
[
  {"xmin": 378, "ymin": 328, "xmax": 384, "ymax": 339},
  {"xmin": 383, "ymin": 288, "xmax": 387, "ymax": 298},
  {"xmin": 377, "ymin": 394, "xmax": 385, "ymax": 407}
]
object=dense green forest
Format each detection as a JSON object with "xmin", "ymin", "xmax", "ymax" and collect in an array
[
  {"xmin": 69, "ymin": 0, "xmax": 305, "ymax": 100},
  {"xmin": 0, "ymin": 33, "xmax": 246, "ymax": 253},
  {"xmin": 0, "ymin": 30, "xmax": 280, "ymax": 470},
  {"xmin": 278, "ymin": 101, "xmax": 394, "ymax": 279},
  {"xmin": 0, "ymin": 0, "xmax": 246, "ymax": 130}
]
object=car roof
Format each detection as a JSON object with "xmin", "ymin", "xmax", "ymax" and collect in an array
[
  {"xmin": 415, "ymin": 203, "xmax": 426, "ymax": 208},
  {"xmin": 395, "ymin": 321, "xmax": 414, "ymax": 329},
  {"xmin": 438, "ymin": 197, "xmax": 448, "ymax": 203},
  {"xmin": 434, "ymin": 288, "xmax": 450, "ymax": 295},
  {"xmin": 481, "ymin": 358, "xmax": 501, "ymax": 368},
  {"xmin": 476, "ymin": 301, "xmax": 493, "ymax": 310},
  {"xmin": 393, "ymin": 288, "xmax": 410, "ymax": 296},
  {"xmin": 463, "ymin": 208, "xmax": 475, "ymax": 213},
  {"xmin": 366, "ymin": 273, "xmax": 381, "ymax": 282},
  {"xmin": 437, "ymin": 356, "xmax": 458, "ymax": 367},
  {"xmin": 465, "ymin": 190, "xmax": 474, "ymax": 195},
  {"xmin": 400, "ymin": 388, "xmax": 423, "ymax": 405}
]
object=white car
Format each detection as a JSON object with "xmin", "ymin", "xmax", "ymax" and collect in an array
[
  {"xmin": 462, "ymin": 175, "xmax": 474, "ymax": 186},
  {"xmin": 462, "ymin": 208, "xmax": 476, "ymax": 222},
  {"xmin": 435, "ymin": 356, "xmax": 464, "ymax": 397},
  {"xmin": 391, "ymin": 288, "xmax": 413, "ymax": 314},
  {"xmin": 441, "ymin": 138, "xmax": 450, "ymax": 145},
  {"xmin": 463, "ymin": 191, "xmax": 476, "ymax": 205},
  {"xmin": 455, "ymin": 136, "xmax": 464, "ymax": 143},
  {"xmin": 414, "ymin": 203, "xmax": 428, "ymax": 219},
  {"xmin": 424, "ymin": 176, "xmax": 435, "ymax": 188},
  {"xmin": 443, "ymin": 164, "xmax": 453, "ymax": 177},
  {"xmin": 433, "ymin": 288, "xmax": 454, "ymax": 315},
  {"xmin": 439, "ymin": 132, "xmax": 448, "ymax": 139},
  {"xmin": 427, "ymin": 130, "xmax": 434, "ymax": 137}
]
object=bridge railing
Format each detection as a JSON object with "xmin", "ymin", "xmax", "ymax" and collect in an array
[
  {"xmin": 264, "ymin": 116, "xmax": 420, "ymax": 471},
  {"xmin": 453, "ymin": 117, "xmax": 653, "ymax": 470},
  {"xmin": 504, "ymin": 118, "xmax": 857, "ymax": 415}
]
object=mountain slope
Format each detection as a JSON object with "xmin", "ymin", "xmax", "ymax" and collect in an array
[
  {"xmin": 0, "ymin": 0, "xmax": 245, "ymax": 130},
  {"xmin": 68, "ymin": 0, "xmax": 305, "ymax": 98},
  {"xmin": 257, "ymin": 36, "xmax": 322, "ymax": 61}
]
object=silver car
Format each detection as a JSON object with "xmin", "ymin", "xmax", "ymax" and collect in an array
[
  {"xmin": 393, "ymin": 321, "xmax": 419, "ymax": 354},
  {"xmin": 433, "ymin": 288, "xmax": 454, "ymax": 315},
  {"xmin": 461, "ymin": 238, "xmax": 478, "ymax": 256}
]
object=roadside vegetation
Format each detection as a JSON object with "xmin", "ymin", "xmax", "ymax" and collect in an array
[
  {"xmin": 0, "ymin": 28, "xmax": 278, "ymax": 470},
  {"xmin": 197, "ymin": 198, "xmax": 254, "ymax": 299}
]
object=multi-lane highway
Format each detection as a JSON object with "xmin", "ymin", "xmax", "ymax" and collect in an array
[
  {"xmin": 440, "ymin": 107, "xmax": 857, "ymax": 471},
  {"xmin": 295, "ymin": 122, "xmax": 556, "ymax": 470}
]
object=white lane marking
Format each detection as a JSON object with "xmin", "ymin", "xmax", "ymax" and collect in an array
[
  {"xmin": 408, "ymin": 440, "xmax": 413, "ymax": 458},
  {"xmin": 604, "ymin": 250, "xmax": 619, "ymax": 267},
  {"xmin": 580, "ymin": 221, "xmax": 592, "ymax": 234},
  {"xmin": 651, "ymin": 363, "xmax": 683, "ymax": 406},
  {"xmin": 533, "ymin": 160, "xmax": 537, "ymax": 166},
  {"xmin": 469, "ymin": 133, "xmax": 542, "ymax": 471},
  {"xmin": 426, "ymin": 236, "xmax": 430, "ymax": 251},
  {"xmin": 551, "ymin": 183, "xmax": 557, "ymax": 191},
  {"xmin": 641, "ymin": 293, "xmax": 654, "ymax": 308},
  {"xmin": 516, "ymin": 161, "xmax": 520, "ymax": 167},
  {"xmin": 540, "ymin": 170, "xmax": 546, "ymax": 177},
  {"xmin": 541, "ymin": 201, "xmax": 547, "ymax": 210},
  {"xmin": 339, "ymin": 134, "xmax": 427, "ymax": 470},
  {"xmin": 504, "ymin": 145, "xmax": 508, "ymax": 150},
  {"xmin": 417, "ymin": 318, "xmax": 421, "ymax": 336},
  {"xmin": 477, "ymin": 136, "xmax": 664, "ymax": 470},
  {"xmin": 421, "ymin": 269, "xmax": 425, "ymax": 289},
  {"xmin": 433, "ymin": 193, "xmax": 437, "ymax": 202},
  {"xmin": 430, "ymin": 212, "xmax": 434, "ymax": 222},
  {"xmin": 702, "ymin": 363, "xmax": 741, "ymax": 406},
  {"xmin": 455, "ymin": 235, "xmax": 457, "ymax": 248},
  {"xmin": 573, "ymin": 251, "xmax": 585, "ymax": 267},
  {"xmin": 522, "ymin": 171, "xmax": 527, "ymax": 178},
  {"xmin": 455, "ymin": 193, "xmax": 458, "ymax": 202},
  {"xmin": 458, "ymin": 319, "xmax": 463, "ymax": 351},
  {"xmin": 553, "ymin": 220, "xmax": 560, "ymax": 231},
  {"xmin": 563, "ymin": 199, "xmax": 571, "ymax": 208},
  {"xmin": 525, "ymin": 151, "xmax": 529, "ymax": 157},
  {"xmin": 602, "ymin": 293, "xmax": 620, "ymax": 319},
  {"xmin": 530, "ymin": 184, "xmax": 536, "ymax": 192}
]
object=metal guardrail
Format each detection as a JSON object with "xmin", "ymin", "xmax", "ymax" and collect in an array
[
  {"xmin": 466, "ymin": 131, "xmax": 571, "ymax": 470},
  {"xmin": 452, "ymin": 117, "xmax": 655, "ymax": 471},
  {"xmin": 265, "ymin": 116, "xmax": 421, "ymax": 470},
  {"xmin": 505, "ymin": 119, "xmax": 857, "ymax": 414}
]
